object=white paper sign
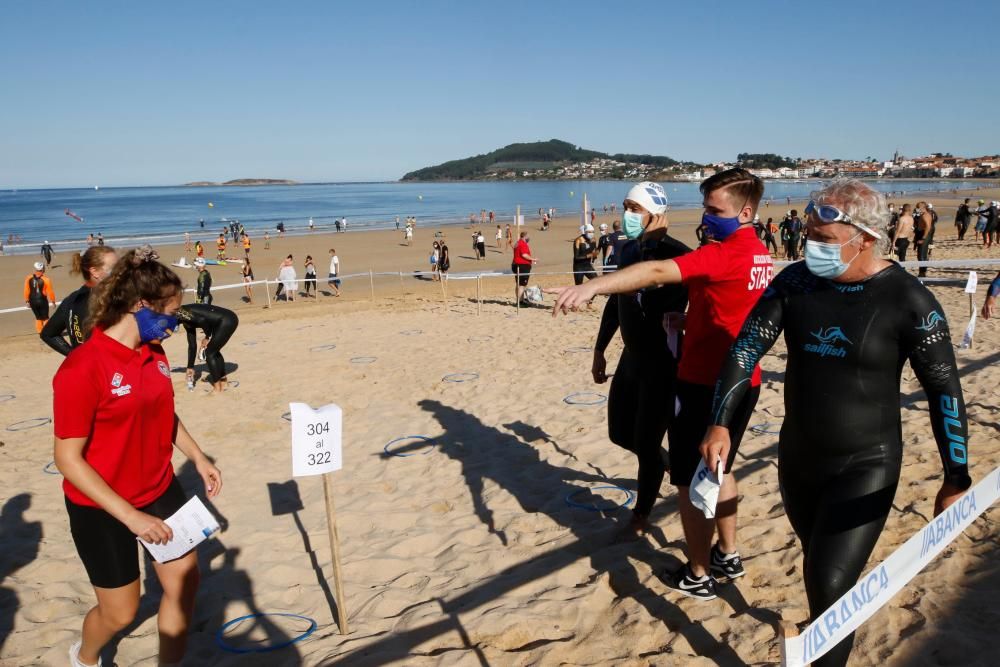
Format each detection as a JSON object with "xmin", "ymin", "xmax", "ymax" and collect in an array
[
  {"xmin": 290, "ymin": 402, "xmax": 343, "ymax": 477},
  {"xmin": 138, "ymin": 496, "xmax": 220, "ymax": 563},
  {"xmin": 964, "ymin": 271, "xmax": 978, "ymax": 294},
  {"xmin": 515, "ymin": 214, "xmax": 524, "ymax": 227}
]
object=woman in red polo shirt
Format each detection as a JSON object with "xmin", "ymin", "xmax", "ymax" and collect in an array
[{"xmin": 53, "ymin": 245, "xmax": 222, "ymax": 667}]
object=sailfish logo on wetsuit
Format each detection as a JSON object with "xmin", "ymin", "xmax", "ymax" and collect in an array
[
  {"xmin": 804, "ymin": 326, "xmax": 851, "ymax": 358},
  {"xmin": 916, "ymin": 310, "xmax": 945, "ymax": 332}
]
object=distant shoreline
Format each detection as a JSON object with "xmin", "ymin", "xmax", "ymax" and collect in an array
[{"xmin": 183, "ymin": 178, "xmax": 299, "ymax": 187}]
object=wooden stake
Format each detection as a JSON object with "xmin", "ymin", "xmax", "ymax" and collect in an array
[
  {"xmin": 322, "ymin": 473, "xmax": 349, "ymax": 634},
  {"xmin": 476, "ymin": 275, "xmax": 482, "ymax": 315},
  {"xmin": 778, "ymin": 619, "xmax": 798, "ymax": 667},
  {"xmin": 399, "ymin": 271, "xmax": 405, "ymax": 297},
  {"xmin": 368, "ymin": 268, "xmax": 375, "ymax": 302},
  {"xmin": 264, "ymin": 279, "xmax": 272, "ymax": 308}
]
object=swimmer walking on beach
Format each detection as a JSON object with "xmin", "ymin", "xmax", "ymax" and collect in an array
[
  {"xmin": 41, "ymin": 246, "xmax": 117, "ymax": 355},
  {"xmin": 548, "ymin": 169, "xmax": 772, "ymax": 600},
  {"xmin": 703, "ymin": 180, "xmax": 971, "ymax": 667}
]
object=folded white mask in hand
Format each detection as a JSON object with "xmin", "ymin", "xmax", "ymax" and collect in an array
[{"xmin": 690, "ymin": 457, "xmax": 724, "ymax": 519}]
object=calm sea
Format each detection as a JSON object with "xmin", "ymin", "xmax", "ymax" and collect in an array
[{"xmin": 0, "ymin": 179, "xmax": 961, "ymax": 255}]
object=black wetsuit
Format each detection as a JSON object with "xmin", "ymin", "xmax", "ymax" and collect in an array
[
  {"xmin": 196, "ymin": 270, "xmax": 213, "ymax": 305},
  {"xmin": 711, "ymin": 261, "xmax": 971, "ymax": 667},
  {"xmin": 595, "ymin": 234, "xmax": 690, "ymax": 517},
  {"xmin": 176, "ymin": 304, "xmax": 239, "ymax": 383},
  {"xmin": 914, "ymin": 213, "xmax": 930, "ymax": 277},
  {"xmin": 572, "ymin": 236, "xmax": 598, "ymax": 285},
  {"xmin": 40, "ymin": 285, "xmax": 91, "ymax": 355}
]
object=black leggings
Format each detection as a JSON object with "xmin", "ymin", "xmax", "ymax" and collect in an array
[
  {"xmin": 607, "ymin": 349, "xmax": 675, "ymax": 517},
  {"xmin": 29, "ymin": 297, "xmax": 48, "ymax": 321},
  {"xmin": 205, "ymin": 313, "xmax": 238, "ymax": 382},
  {"xmin": 304, "ymin": 273, "xmax": 317, "ymax": 295},
  {"xmin": 779, "ymin": 445, "xmax": 900, "ymax": 667}
]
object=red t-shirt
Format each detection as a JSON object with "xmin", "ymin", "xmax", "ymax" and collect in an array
[
  {"xmin": 673, "ymin": 227, "xmax": 774, "ymax": 387},
  {"xmin": 513, "ymin": 239, "xmax": 532, "ymax": 265},
  {"xmin": 53, "ymin": 329, "xmax": 176, "ymax": 507}
]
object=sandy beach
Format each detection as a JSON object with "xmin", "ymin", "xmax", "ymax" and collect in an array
[{"xmin": 2, "ymin": 186, "xmax": 999, "ymax": 666}]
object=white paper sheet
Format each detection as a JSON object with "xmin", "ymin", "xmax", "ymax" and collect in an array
[{"xmin": 138, "ymin": 496, "xmax": 220, "ymax": 563}]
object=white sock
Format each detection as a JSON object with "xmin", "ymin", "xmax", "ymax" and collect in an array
[{"xmin": 69, "ymin": 640, "xmax": 102, "ymax": 667}]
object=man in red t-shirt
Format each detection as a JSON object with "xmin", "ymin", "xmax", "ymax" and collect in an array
[
  {"xmin": 549, "ymin": 169, "xmax": 772, "ymax": 601},
  {"xmin": 512, "ymin": 230, "xmax": 536, "ymax": 303}
]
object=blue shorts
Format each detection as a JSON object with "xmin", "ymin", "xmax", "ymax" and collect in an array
[{"xmin": 328, "ymin": 273, "xmax": 341, "ymax": 286}]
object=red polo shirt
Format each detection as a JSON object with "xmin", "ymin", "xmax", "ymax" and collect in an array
[
  {"xmin": 673, "ymin": 227, "xmax": 773, "ymax": 387},
  {"xmin": 53, "ymin": 329, "xmax": 176, "ymax": 508}
]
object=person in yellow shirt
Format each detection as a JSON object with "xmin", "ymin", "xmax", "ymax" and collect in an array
[
  {"xmin": 241, "ymin": 233, "xmax": 251, "ymax": 258},
  {"xmin": 216, "ymin": 234, "xmax": 227, "ymax": 260}
]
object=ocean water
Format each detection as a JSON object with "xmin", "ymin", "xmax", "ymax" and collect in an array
[{"xmin": 0, "ymin": 179, "xmax": 961, "ymax": 255}]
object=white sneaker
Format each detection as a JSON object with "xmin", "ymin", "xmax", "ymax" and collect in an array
[{"xmin": 69, "ymin": 640, "xmax": 102, "ymax": 667}]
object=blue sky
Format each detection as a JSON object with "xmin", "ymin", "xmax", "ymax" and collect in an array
[{"xmin": 2, "ymin": 0, "xmax": 998, "ymax": 188}]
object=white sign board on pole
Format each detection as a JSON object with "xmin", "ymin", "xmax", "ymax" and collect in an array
[
  {"xmin": 964, "ymin": 271, "xmax": 978, "ymax": 293},
  {"xmin": 290, "ymin": 402, "xmax": 343, "ymax": 477},
  {"xmin": 515, "ymin": 214, "xmax": 524, "ymax": 227}
]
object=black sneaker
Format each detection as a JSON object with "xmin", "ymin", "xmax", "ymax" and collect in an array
[
  {"xmin": 709, "ymin": 543, "xmax": 746, "ymax": 581},
  {"xmin": 663, "ymin": 564, "xmax": 717, "ymax": 601}
]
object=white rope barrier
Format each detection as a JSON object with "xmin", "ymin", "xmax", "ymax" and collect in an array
[
  {"xmin": 781, "ymin": 464, "xmax": 1000, "ymax": 666},
  {"xmin": 2, "ymin": 259, "xmax": 999, "ymax": 317}
]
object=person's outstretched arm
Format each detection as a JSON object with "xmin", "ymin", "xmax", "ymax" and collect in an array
[
  {"xmin": 700, "ymin": 286, "xmax": 786, "ymax": 473},
  {"xmin": 982, "ymin": 272, "xmax": 1000, "ymax": 319}
]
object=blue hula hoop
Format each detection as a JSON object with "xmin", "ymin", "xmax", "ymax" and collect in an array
[
  {"xmin": 400, "ymin": 329, "xmax": 423, "ymax": 336},
  {"xmin": 443, "ymin": 372, "xmax": 478, "ymax": 383},
  {"xmin": 310, "ymin": 344, "xmax": 337, "ymax": 352},
  {"xmin": 565, "ymin": 347, "xmax": 592, "ymax": 354},
  {"xmin": 750, "ymin": 423, "xmax": 782, "ymax": 436},
  {"xmin": 563, "ymin": 392, "xmax": 607, "ymax": 406},
  {"xmin": 0, "ymin": 394, "xmax": 14, "ymax": 403},
  {"xmin": 384, "ymin": 435, "xmax": 436, "ymax": 457},
  {"xmin": 351, "ymin": 356, "xmax": 377, "ymax": 364},
  {"xmin": 467, "ymin": 335, "xmax": 493, "ymax": 343},
  {"xmin": 43, "ymin": 461, "xmax": 61, "ymax": 475},
  {"xmin": 242, "ymin": 341, "xmax": 258, "ymax": 346},
  {"xmin": 215, "ymin": 612, "xmax": 317, "ymax": 654},
  {"xmin": 565, "ymin": 485, "xmax": 635, "ymax": 511},
  {"xmin": 6, "ymin": 417, "xmax": 52, "ymax": 432}
]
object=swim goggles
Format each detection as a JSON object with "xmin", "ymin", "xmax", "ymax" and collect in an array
[{"xmin": 805, "ymin": 200, "xmax": 882, "ymax": 239}]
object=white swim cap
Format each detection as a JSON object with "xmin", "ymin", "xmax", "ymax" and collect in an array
[
  {"xmin": 926, "ymin": 202, "xmax": 934, "ymax": 209},
  {"xmin": 194, "ymin": 258, "xmax": 206, "ymax": 267},
  {"xmin": 33, "ymin": 261, "xmax": 44, "ymax": 271},
  {"xmin": 599, "ymin": 223, "xmax": 608, "ymax": 231},
  {"xmin": 624, "ymin": 181, "xmax": 668, "ymax": 215},
  {"xmin": 585, "ymin": 223, "xmax": 595, "ymax": 234}
]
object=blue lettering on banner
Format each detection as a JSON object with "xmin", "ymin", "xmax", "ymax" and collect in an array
[
  {"xmin": 803, "ymin": 566, "xmax": 890, "ymax": 662},
  {"xmin": 940, "ymin": 395, "xmax": 967, "ymax": 463},
  {"xmin": 920, "ymin": 491, "xmax": 977, "ymax": 558}
]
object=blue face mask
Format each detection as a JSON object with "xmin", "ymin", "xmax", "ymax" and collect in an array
[
  {"xmin": 622, "ymin": 211, "xmax": 646, "ymax": 240},
  {"xmin": 701, "ymin": 212, "xmax": 742, "ymax": 241},
  {"xmin": 804, "ymin": 233, "xmax": 862, "ymax": 279},
  {"xmin": 134, "ymin": 307, "xmax": 178, "ymax": 343}
]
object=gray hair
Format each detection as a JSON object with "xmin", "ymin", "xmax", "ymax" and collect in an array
[{"xmin": 810, "ymin": 179, "xmax": 891, "ymax": 253}]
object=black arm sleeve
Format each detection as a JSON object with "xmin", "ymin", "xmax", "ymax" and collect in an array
[
  {"xmin": 903, "ymin": 292, "xmax": 971, "ymax": 488},
  {"xmin": 595, "ymin": 294, "xmax": 619, "ymax": 353},
  {"xmin": 186, "ymin": 324, "xmax": 198, "ymax": 369},
  {"xmin": 39, "ymin": 299, "xmax": 73, "ymax": 355},
  {"xmin": 988, "ymin": 272, "xmax": 1000, "ymax": 298},
  {"xmin": 711, "ymin": 288, "xmax": 785, "ymax": 427}
]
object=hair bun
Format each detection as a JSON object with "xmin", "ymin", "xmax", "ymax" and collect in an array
[{"xmin": 133, "ymin": 244, "xmax": 160, "ymax": 265}]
